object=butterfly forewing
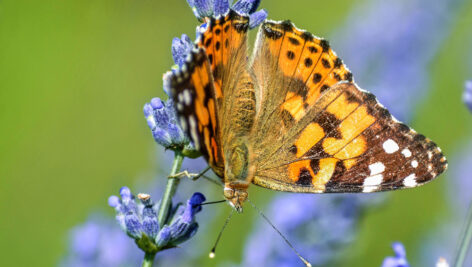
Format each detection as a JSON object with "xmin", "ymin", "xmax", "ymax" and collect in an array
[{"xmin": 250, "ymin": 20, "xmax": 353, "ymax": 164}]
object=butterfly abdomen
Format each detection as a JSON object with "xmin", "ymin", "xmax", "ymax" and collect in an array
[{"xmin": 232, "ymin": 73, "xmax": 256, "ymax": 136}]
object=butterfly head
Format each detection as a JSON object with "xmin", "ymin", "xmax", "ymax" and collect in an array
[{"xmin": 223, "ymin": 184, "xmax": 248, "ymax": 213}]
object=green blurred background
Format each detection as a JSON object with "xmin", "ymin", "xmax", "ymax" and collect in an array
[{"xmin": 1, "ymin": 0, "xmax": 472, "ymax": 266}]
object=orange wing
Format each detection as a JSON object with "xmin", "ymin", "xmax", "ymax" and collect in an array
[
  {"xmin": 252, "ymin": 82, "xmax": 446, "ymax": 193},
  {"xmin": 249, "ymin": 21, "xmax": 446, "ymax": 193},
  {"xmin": 167, "ymin": 48, "xmax": 224, "ymax": 176},
  {"xmin": 250, "ymin": 20, "xmax": 352, "ymax": 164},
  {"xmin": 196, "ymin": 10, "xmax": 250, "ymax": 115}
]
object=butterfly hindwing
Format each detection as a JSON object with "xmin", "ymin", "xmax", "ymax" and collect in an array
[{"xmin": 253, "ymin": 82, "xmax": 447, "ymax": 193}]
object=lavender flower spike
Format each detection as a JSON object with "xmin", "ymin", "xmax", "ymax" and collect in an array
[
  {"xmin": 172, "ymin": 34, "xmax": 193, "ymax": 68},
  {"xmin": 143, "ymin": 96, "xmax": 199, "ymax": 157},
  {"xmin": 382, "ymin": 242, "xmax": 410, "ymax": 267},
  {"xmin": 109, "ymin": 188, "xmax": 206, "ymax": 254},
  {"xmin": 464, "ymin": 80, "xmax": 472, "ymax": 113}
]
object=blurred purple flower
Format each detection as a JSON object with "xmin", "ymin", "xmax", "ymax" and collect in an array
[
  {"xmin": 242, "ymin": 194, "xmax": 382, "ymax": 266},
  {"xmin": 60, "ymin": 217, "xmax": 142, "ymax": 267},
  {"xmin": 382, "ymin": 242, "xmax": 410, "ymax": 267},
  {"xmin": 419, "ymin": 142, "xmax": 472, "ymax": 266},
  {"xmin": 448, "ymin": 142, "xmax": 472, "ymax": 214},
  {"xmin": 187, "ymin": 0, "xmax": 267, "ymax": 29},
  {"xmin": 464, "ymin": 80, "xmax": 472, "ymax": 113},
  {"xmin": 333, "ymin": 0, "xmax": 465, "ymax": 122}
]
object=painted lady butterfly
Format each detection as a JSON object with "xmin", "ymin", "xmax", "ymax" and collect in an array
[{"xmin": 167, "ymin": 10, "xmax": 447, "ymax": 212}]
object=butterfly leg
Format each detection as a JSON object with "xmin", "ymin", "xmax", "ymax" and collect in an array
[{"xmin": 168, "ymin": 166, "xmax": 211, "ymax": 181}]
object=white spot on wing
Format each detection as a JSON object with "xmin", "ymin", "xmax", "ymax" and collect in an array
[
  {"xmin": 188, "ymin": 115, "xmax": 199, "ymax": 149},
  {"xmin": 183, "ymin": 89, "xmax": 192, "ymax": 106},
  {"xmin": 363, "ymin": 174, "xmax": 383, "ymax": 192},
  {"xmin": 383, "ymin": 139, "xmax": 399, "ymax": 154},
  {"xmin": 180, "ymin": 117, "xmax": 187, "ymax": 131},
  {"xmin": 403, "ymin": 174, "xmax": 417, "ymax": 187},
  {"xmin": 401, "ymin": 148, "xmax": 412, "ymax": 158},
  {"xmin": 411, "ymin": 160, "xmax": 418, "ymax": 168},
  {"xmin": 369, "ymin": 162, "xmax": 385, "ymax": 176}
]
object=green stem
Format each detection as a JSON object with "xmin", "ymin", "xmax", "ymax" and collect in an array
[
  {"xmin": 142, "ymin": 252, "xmax": 156, "ymax": 267},
  {"xmin": 454, "ymin": 204, "xmax": 472, "ymax": 267},
  {"xmin": 157, "ymin": 150, "xmax": 184, "ymax": 227}
]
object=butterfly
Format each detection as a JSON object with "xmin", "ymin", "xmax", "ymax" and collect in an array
[{"xmin": 167, "ymin": 10, "xmax": 447, "ymax": 212}]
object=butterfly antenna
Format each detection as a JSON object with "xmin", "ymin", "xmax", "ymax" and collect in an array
[
  {"xmin": 199, "ymin": 200, "xmax": 226, "ymax": 206},
  {"xmin": 209, "ymin": 209, "xmax": 234, "ymax": 259},
  {"xmin": 247, "ymin": 198, "xmax": 312, "ymax": 267}
]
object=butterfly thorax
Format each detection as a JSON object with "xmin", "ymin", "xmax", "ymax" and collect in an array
[{"xmin": 222, "ymin": 73, "xmax": 256, "ymax": 212}]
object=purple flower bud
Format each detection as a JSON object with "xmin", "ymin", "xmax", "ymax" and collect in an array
[
  {"xmin": 464, "ymin": 80, "xmax": 472, "ymax": 113},
  {"xmin": 119, "ymin": 186, "xmax": 137, "ymax": 213},
  {"xmin": 120, "ymin": 186, "xmax": 132, "ymax": 199},
  {"xmin": 170, "ymin": 222, "xmax": 199, "ymax": 245},
  {"xmin": 124, "ymin": 212, "xmax": 142, "ymax": 239},
  {"xmin": 156, "ymin": 226, "xmax": 172, "ymax": 248},
  {"xmin": 214, "ymin": 0, "xmax": 230, "ymax": 17},
  {"xmin": 108, "ymin": 195, "xmax": 120, "ymax": 209},
  {"xmin": 150, "ymin": 97, "xmax": 164, "ymax": 110},
  {"xmin": 233, "ymin": 0, "xmax": 261, "ymax": 14},
  {"xmin": 188, "ymin": 192, "xmax": 206, "ymax": 214},
  {"xmin": 382, "ymin": 242, "xmax": 410, "ymax": 267},
  {"xmin": 172, "ymin": 34, "xmax": 193, "ymax": 67},
  {"xmin": 249, "ymin": 9, "xmax": 267, "ymax": 29},
  {"xmin": 152, "ymin": 128, "xmax": 173, "ymax": 147},
  {"xmin": 143, "ymin": 103, "xmax": 154, "ymax": 118},
  {"xmin": 193, "ymin": 0, "xmax": 214, "ymax": 19},
  {"xmin": 139, "ymin": 198, "xmax": 159, "ymax": 239}
]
